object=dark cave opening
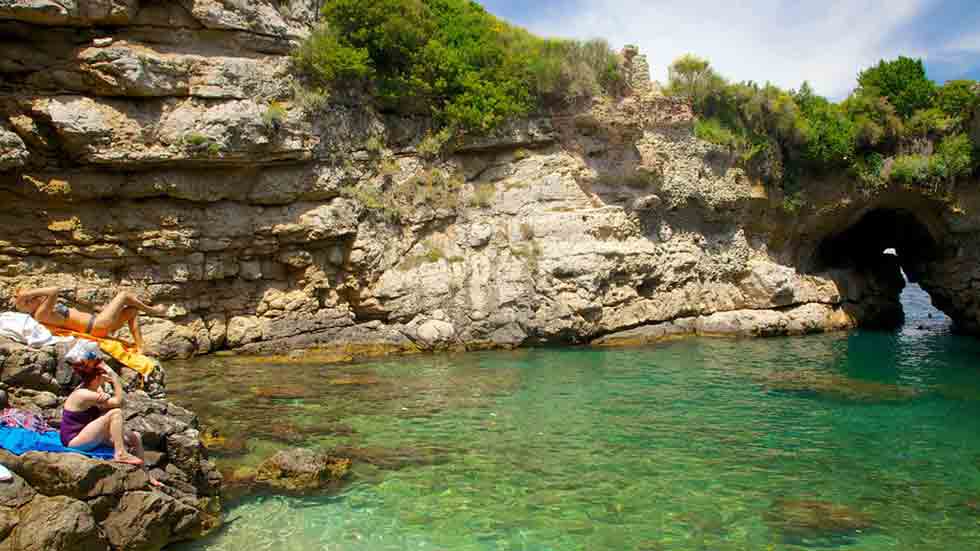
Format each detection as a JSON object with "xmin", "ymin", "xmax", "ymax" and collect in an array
[{"xmin": 814, "ymin": 209, "xmax": 943, "ymax": 329}]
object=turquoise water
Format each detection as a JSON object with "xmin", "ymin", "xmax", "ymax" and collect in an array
[{"xmin": 169, "ymin": 285, "xmax": 980, "ymax": 550}]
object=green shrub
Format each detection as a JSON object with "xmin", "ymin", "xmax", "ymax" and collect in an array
[
  {"xmin": 293, "ymin": 0, "xmax": 622, "ymax": 133},
  {"xmin": 798, "ymin": 99, "xmax": 855, "ymax": 168},
  {"xmin": 183, "ymin": 132, "xmax": 209, "ymax": 148},
  {"xmin": 842, "ymin": 89, "xmax": 903, "ymax": 147},
  {"xmin": 782, "ymin": 192, "xmax": 805, "ymax": 214},
  {"xmin": 380, "ymin": 157, "xmax": 400, "ymax": 176},
  {"xmin": 182, "ymin": 132, "xmax": 223, "ymax": 156},
  {"xmin": 291, "ymin": 21, "xmax": 373, "ymax": 85},
  {"xmin": 262, "ymin": 101, "xmax": 288, "ymax": 129},
  {"xmin": 890, "ymin": 155, "xmax": 930, "ymax": 185},
  {"xmin": 850, "ymin": 152, "xmax": 886, "ymax": 190},
  {"xmin": 694, "ymin": 118, "xmax": 741, "ymax": 148},
  {"xmin": 341, "ymin": 184, "xmax": 385, "ymax": 210},
  {"xmin": 907, "ymin": 107, "xmax": 953, "ymax": 137},
  {"xmin": 364, "ymin": 135, "xmax": 384, "ymax": 155},
  {"xmin": 291, "ymin": 80, "xmax": 330, "ymax": 112},
  {"xmin": 935, "ymin": 79, "xmax": 978, "ymax": 124},
  {"xmin": 935, "ymin": 133, "xmax": 974, "ymax": 180},
  {"xmin": 670, "ymin": 52, "xmax": 969, "ymax": 198},
  {"xmin": 417, "ymin": 128, "xmax": 452, "ymax": 159},
  {"xmin": 423, "ymin": 242, "xmax": 445, "ymax": 264}
]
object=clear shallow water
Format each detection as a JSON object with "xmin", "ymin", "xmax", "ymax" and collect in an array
[{"xmin": 169, "ymin": 285, "xmax": 980, "ymax": 551}]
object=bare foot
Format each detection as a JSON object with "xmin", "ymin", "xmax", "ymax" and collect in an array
[{"xmin": 114, "ymin": 453, "xmax": 144, "ymax": 466}]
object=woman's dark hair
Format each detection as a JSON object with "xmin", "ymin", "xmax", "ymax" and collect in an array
[{"xmin": 72, "ymin": 361, "xmax": 102, "ymax": 386}]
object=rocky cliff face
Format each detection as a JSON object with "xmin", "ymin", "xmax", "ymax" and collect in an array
[{"xmin": 2, "ymin": 0, "xmax": 980, "ymax": 361}]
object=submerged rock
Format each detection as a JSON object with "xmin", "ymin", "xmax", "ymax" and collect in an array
[
  {"xmin": 200, "ymin": 429, "xmax": 249, "ymax": 458},
  {"xmin": 764, "ymin": 370, "xmax": 918, "ymax": 403},
  {"xmin": 765, "ymin": 499, "xmax": 874, "ymax": 542},
  {"xmin": 254, "ymin": 448, "xmax": 351, "ymax": 494},
  {"xmin": 251, "ymin": 384, "xmax": 318, "ymax": 400},
  {"xmin": 331, "ymin": 445, "xmax": 452, "ymax": 471}
]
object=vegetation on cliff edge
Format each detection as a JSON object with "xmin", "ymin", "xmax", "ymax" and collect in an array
[
  {"xmin": 670, "ymin": 54, "xmax": 979, "ymax": 202},
  {"xmin": 292, "ymin": 0, "xmax": 623, "ymax": 134}
]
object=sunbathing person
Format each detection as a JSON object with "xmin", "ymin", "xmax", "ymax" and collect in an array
[
  {"xmin": 60, "ymin": 344, "xmax": 147, "ymax": 466},
  {"xmin": 13, "ymin": 287, "xmax": 164, "ymax": 352}
]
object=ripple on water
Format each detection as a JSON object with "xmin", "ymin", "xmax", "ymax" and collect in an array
[{"xmin": 171, "ymin": 286, "xmax": 980, "ymax": 551}]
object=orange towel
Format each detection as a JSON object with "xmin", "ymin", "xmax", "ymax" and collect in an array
[{"xmin": 43, "ymin": 326, "xmax": 156, "ymax": 379}]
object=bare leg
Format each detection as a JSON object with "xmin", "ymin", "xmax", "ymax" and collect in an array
[
  {"xmin": 125, "ymin": 431, "xmax": 163, "ymax": 487},
  {"xmin": 124, "ymin": 430, "xmax": 144, "ymax": 460},
  {"xmin": 68, "ymin": 409, "xmax": 143, "ymax": 465},
  {"xmin": 127, "ymin": 315, "xmax": 144, "ymax": 351},
  {"xmin": 107, "ymin": 307, "xmax": 143, "ymax": 349},
  {"xmin": 93, "ymin": 292, "xmax": 164, "ymax": 337}
]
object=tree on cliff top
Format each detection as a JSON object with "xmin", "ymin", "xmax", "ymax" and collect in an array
[
  {"xmin": 856, "ymin": 56, "xmax": 935, "ymax": 119},
  {"xmin": 666, "ymin": 54, "xmax": 717, "ymax": 109}
]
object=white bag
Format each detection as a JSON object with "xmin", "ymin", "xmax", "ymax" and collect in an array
[{"xmin": 64, "ymin": 340, "xmax": 103, "ymax": 364}]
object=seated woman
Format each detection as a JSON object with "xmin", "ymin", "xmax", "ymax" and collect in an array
[
  {"xmin": 13, "ymin": 287, "xmax": 164, "ymax": 352},
  {"xmin": 60, "ymin": 343, "xmax": 146, "ymax": 466}
]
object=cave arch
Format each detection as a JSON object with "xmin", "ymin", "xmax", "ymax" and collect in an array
[{"xmin": 811, "ymin": 208, "xmax": 947, "ymax": 329}]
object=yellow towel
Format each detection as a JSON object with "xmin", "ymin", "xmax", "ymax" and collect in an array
[{"xmin": 43, "ymin": 326, "xmax": 156, "ymax": 379}]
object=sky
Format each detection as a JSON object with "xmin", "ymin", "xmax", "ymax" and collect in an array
[{"xmin": 481, "ymin": 0, "xmax": 980, "ymax": 99}]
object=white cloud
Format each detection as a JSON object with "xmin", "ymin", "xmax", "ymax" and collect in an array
[{"xmin": 520, "ymin": 0, "xmax": 935, "ymax": 99}]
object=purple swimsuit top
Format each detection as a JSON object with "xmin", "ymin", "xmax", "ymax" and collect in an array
[{"xmin": 60, "ymin": 406, "xmax": 102, "ymax": 446}]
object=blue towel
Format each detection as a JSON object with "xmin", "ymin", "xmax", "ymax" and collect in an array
[{"xmin": 0, "ymin": 426, "xmax": 114, "ymax": 460}]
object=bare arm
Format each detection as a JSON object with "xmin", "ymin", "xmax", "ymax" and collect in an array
[
  {"xmin": 99, "ymin": 363, "xmax": 126, "ymax": 409},
  {"xmin": 18, "ymin": 287, "xmax": 62, "ymax": 300},
  {"xmin": 16, "ymin": 287, "xmax": 62, "ymax": 318}
]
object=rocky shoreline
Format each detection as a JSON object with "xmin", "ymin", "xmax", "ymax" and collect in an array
[{"xmin": 0, "ymin": 338, "xmax": 221, "ymax": 551}]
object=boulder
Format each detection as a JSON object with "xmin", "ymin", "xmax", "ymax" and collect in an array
[
  {"xmin": 0, "ymin": 471, "xmax": 37, "ymax": 509},
  {"xmin": 410, "ymin": 318, "xmax": 457, "ymax": 350},
  {"xmin": 591, "ymin": 319, "xmax": 694, "ymax": 347},
  {"xmin": 0, "ymin": 339, "xmax": 59, "ymax": 393},
  {"xmin": 102, "ymin": 491, "xmax": 210, "ymax": 551},
  {"xmin": 0, "ymin": 451, "xmax": 148, "ymax": 500},
  {"xmin": 0, "ymin": 125, "xmax": 29, "ymax": 170},
  {"xmin": 255, "ymin": 448, "xmax": 350, "ymax": 493},
  {"xmin": 3, "ymin": 495, "xmax": 108, "ymax": 551}
]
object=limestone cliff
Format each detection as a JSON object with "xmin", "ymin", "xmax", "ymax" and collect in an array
[{"xmin": 2, "ymin": 0, "xmax": 979, "ymax": 361}]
